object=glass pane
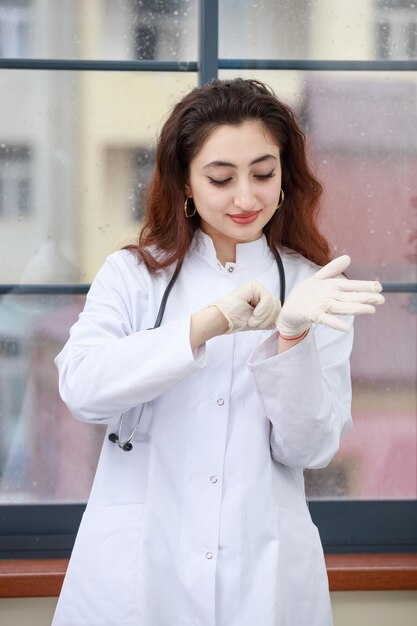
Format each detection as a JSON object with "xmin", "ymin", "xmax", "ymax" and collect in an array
[
  {"xmin": 306, "ymin": 292, "xmax": 417, "ymax": 500},
  {"xmin": 0, "ymin": 70, "xmax": 197, "ymax": 284},
  {"xmin": 219, "ymin": 0, "xmax": 417, "ymax": 61},
  {"xmin": 2, "ymin": 292, "xmax": 414, "ymax": 503},
  {"xmin": 219, "ymin": 69, "xmax": 417, "ymax": 282},
  {"xmin": 0, "ymin": 0, "xmax": 197, "ymax": 60},
  {"xmin": 0, "ymin": 293, "xmax": 105, "ymax": 503},
  {"xmin": 219, "ymin": 69, "xmax": 416, "ymax": 500}
]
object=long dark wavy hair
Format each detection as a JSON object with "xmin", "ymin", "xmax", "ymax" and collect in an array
[{"xmin": 125, "ymin": 77, "xmax": 330, "ymax": 273}]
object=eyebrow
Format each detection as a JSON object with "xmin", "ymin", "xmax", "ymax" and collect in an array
[{"xmin": 202, "ymin": 154, "xmax": 277, "ymax": 169}]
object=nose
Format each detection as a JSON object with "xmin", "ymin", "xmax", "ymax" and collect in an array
[{"xmin": 233, "ymin": 180, "xmax": 257, "ymax": 211}]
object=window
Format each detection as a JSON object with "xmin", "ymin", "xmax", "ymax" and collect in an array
[
  {"xmin": 131, "ymin": 0, "xmax": 188, "ymax": 61},
  {"xmin": 0, "ymin": 145, "xmax": 32, "ymax": 218},
  {"xmin": 101, "ymin": 0, "xmax": 195, "ymax": 62},
  {"xmin": 0, "ymin": 333, "xmax": 27, "ymax": 495},
  {"xmin": 131, "ymin": 149, "xmax": 155, "ymax": 221},
  {"xmin": 0, "ymin": 0, "xmax": 416, "ymax": 559},
  {"xmin": 0, "ymin": 0, "xmax": 31, "ymax": 58},
  {"xmin": 134, "ymin": 24, "xmax": 157, "ymax": 59},
  {"xmin": 376, "ymin": 0, "xmax": 417, "ymax": 60}
]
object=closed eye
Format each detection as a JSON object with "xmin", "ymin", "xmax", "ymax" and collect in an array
[
  {"xmin": 256, "ymin": 171, "xmax": 276, "ymax": 180},
  {"xmin": 208, "ymin": 170, "xmax": 276, "ymax": 187},
  {"xmin": 208, "ymin": 177, "xmax": 232, "ymax": 187}
]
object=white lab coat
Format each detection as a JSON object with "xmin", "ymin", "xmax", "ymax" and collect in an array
[{"xmin": 52, "ymin": 228, "xmax": 353, "ymax": 626}]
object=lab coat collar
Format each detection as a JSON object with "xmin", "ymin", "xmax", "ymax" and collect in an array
[{"xmin": 190, "ymin": 227, "xmax": 273, "ymax": 274}]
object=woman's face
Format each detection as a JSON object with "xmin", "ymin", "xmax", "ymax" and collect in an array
[{"xmin": 187, "ymin": 120, "xmax": 282, "ymax": 249}]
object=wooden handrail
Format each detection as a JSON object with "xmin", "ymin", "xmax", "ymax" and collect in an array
[{"xmin": 0, "ymin": 554, "xmax": 416, "ymax": 598}]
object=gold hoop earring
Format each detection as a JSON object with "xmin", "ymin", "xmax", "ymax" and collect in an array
[
  {"xmin": 276, "ymin": 189, "xmax": 285, "ymax": 210},
  {"xmin": 184, "ymin": 196, "xmax": 196, "ymax": 218}
]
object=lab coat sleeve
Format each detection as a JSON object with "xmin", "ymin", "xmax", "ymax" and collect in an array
[
  {"xmin": 246, "ymin": 320, "xmax": 354, "ymax": 469},
  {"xmin": 55, "ymin": 253, "xmax": 206, "ymax": 425}
]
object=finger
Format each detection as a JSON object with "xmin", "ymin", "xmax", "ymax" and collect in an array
[
  {"xmin": 248, "ymin": 316, "xmax": 264, "ymax": 328},
  {"xmin": 251, "ymin": 295, "xmax": 273, "ymax": 318},
  {"xmin": 248, "ymin": 297, "xmax": 280, "ymax": 328},
  {"xmin": 333, "ymin": 291, "xmax": 385, "ymax": 305},
  {"xmin": 249, "ymin": 281, "xmax": 270, "ymax": 307},
  {"xmin": 253, "ymin": 280, "xmax": 274, "ymax": 307},
  {"xmin": 315, "ymin": 255, "xmax": 351, "ymax": 280},
  {"xmin": 326, "ymin": 302, "xmax": 376, "ymax": 316},
  {"xmin": 338, "ymin": 279, "xmax": 383, "ymax": 293},
  {"xmin": 316, "ymin": 311, "xmax": 352, "ymax": 332},
  {"xmin": 259, "ymin": 300, "xmax": 281, "ymax": 328},
  {"xmin": 251, "ymin": 293, "xmax": 279, "ymax": 318}
]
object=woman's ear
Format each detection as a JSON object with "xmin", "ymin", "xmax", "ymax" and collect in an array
[{"xmin": 184, "ymin": 181, "xmax": 192, "ymax": 197}]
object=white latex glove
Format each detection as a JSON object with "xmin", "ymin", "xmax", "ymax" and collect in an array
[
  {"xmin": 209, "ymin": 280, "xmax": 281, "ymax": 334},
  {"xmin": 276, "ymin": 255, "xmax": 385, "ymax": 337}
]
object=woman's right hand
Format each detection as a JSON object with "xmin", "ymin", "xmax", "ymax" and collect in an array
[{"xmin": 208, "ymin": 280, "xmax": 281, "ymax": 333}]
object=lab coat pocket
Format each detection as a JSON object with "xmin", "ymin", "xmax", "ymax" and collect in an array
[
  {"xmin": 275, "ymin": 505, "xmax": 332, "ymax": 626},
  {"xmin": 53, "ymin": 503, "xmax": 144, "ymax": 626}
]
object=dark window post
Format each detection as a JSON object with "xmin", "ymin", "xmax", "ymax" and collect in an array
[{"xmin": 199, "ymin": 0, "xmax": 218, "ymax": 85}]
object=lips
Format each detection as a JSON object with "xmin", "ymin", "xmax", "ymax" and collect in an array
[{"xmin": 228, "ymin": 210, "xmax": 261, "ymax": 224}]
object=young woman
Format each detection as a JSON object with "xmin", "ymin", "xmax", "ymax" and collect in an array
[{"xmin": 52, "ymin": 78, "xmax": 384, "ymax": 626}]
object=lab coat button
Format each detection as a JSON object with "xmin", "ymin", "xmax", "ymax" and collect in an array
[
  {"xmin": 217, "ymin": 398, "xmax": 224, "ymax": 406},
  {"xmin": 210, "ymin": 475, "xmax": 218, "ymax": 484},
  {"xmin": 228, "ymin": 266, "xmax": 235, "ymax": 273},
  {"xmin": 205, "ymin": 551, "xmax": 213, "ymax": 559}
]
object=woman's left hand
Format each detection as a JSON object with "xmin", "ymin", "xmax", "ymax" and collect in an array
[{"xmin": 276, "ymin": 255, "xmax": 385, "ymax": 338}]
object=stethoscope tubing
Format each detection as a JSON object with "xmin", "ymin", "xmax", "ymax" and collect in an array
[
  {"xmin": 108, "ymin": 261, "xmax": 183, "ymax": 451},
  {"xmin": 109, "ymin": 245, "xmax": 285, "ymax": 451}
]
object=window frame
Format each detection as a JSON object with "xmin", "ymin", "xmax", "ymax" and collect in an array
[{"xmin": 0, "ymin": 0, "xmax": 416, "ymax": 560}]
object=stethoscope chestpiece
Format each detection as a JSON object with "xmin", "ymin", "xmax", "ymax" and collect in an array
[{"xmin": 108, "ymin": 432, "xmax": 133, "ymax": 452}]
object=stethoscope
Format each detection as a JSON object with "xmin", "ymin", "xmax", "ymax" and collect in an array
[{"xmin": 109, "ymin": 245, "xmax": 286, "ymax": 451}]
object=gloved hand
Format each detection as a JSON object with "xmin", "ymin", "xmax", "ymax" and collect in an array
[
  {"xmin": 209, "ymin": 280, "xmax": 281, "ymax": 333},
  {"xmin": 276, "ymin": 255, "xmax": 385, "ymax": 338}
]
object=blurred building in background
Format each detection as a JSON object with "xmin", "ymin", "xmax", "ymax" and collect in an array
[{"xmin": 0, "ymin": 0, "xmax": 416, "ymax": 502}]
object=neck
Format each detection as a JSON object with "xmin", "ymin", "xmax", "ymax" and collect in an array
[
  {"xmin": 200, "ymin": 226, "xmax": 237, "ymax": 266},
  {"xmin": 215, "ymin": 241, "xmax": 236, "ymax": 266}
]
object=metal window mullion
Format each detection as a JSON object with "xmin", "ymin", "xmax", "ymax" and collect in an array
[
  {"xmin": 219, "ymin": 58, "xmax": 417, "ymax": 71},
  {"xmin": 1, "ymin": 283, "xmax": 416, "ymax": 295},
  {"xmin": 0, "ymin": 59, "xmax": 198, "ymax": 72},
  {"xmin": 198, "ymin": 0, "xmax": 218, "ymax": 85},
  {"xmin": 0, "ymin": 285, "xmax": 90, "ymax": 295},
  {"xmin": 1, "ymin": 59, "xmax": 416, "ymax": 74}
]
